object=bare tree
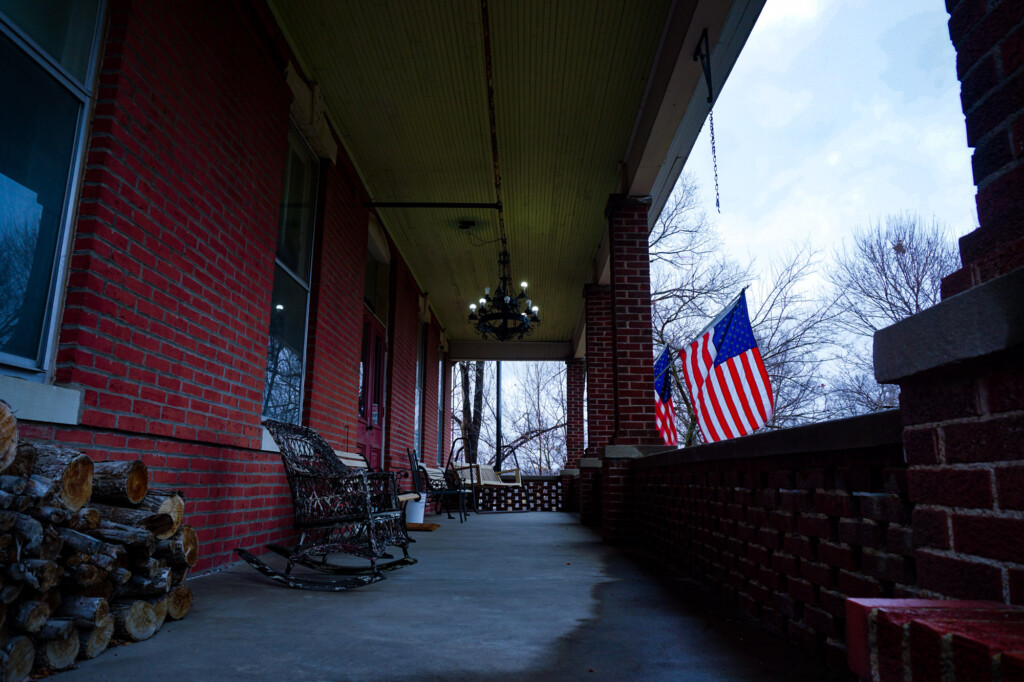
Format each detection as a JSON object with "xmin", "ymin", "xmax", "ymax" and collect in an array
[
  {"xmin": 825, "ymin": 213, "xmax": 960, "ymax": 416},
  {"xmin": 504, "ymin": 362, "xmax": 567, "ymax": 474},
  {"xmin": 0, "ymin": 216, "xmax": 39, "ymax": 349},
  {"xmin": 650, "ymin": 177, "xmax": 836, "ymax": 442}
]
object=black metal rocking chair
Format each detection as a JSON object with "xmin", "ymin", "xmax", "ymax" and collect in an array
[{"xmin": 234, "ymin": 419, "xmax": 416, "ymax": 591}]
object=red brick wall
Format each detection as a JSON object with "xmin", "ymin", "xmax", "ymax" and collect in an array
[
  {"xmin": 304, "ymin": 163, "xmax": 368, "ymax": 449},
  {"xmin": 12, "ymin": 1, "xmax": 438, "ymax": 575},
  {"xmin": 941, "ymin": 0, "xmax": 1024, "ymax": 296},
  {"xmin": 422, "ymin": 317, "xmax": 442, "ymax": 466},
  {"xmin": 902, "ymin": 351, "xmax": 1024, "ymax": 603},
  {"xmin": 382, "ymin": 257, "xmax": 422, "ymax": 471},
  {"xmin": 607, "ymin": 196, "xmax": 660, "ymax": 446},
  {"xmin": 583, "ymin": 284, "xmax": 613, "ymax": 458},
  {"xmin": 61, "ymin": 0, "xmax": 287, "ymax": 450},
  {"xmin": 565, "ymin": 358, "xmax": 585, "ymax": 468},
  {"xmin": 633, "ymin": 412, "xmax": 909, "ymax": 672}
]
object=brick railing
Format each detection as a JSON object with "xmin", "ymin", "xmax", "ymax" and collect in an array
[
  {"xmin": 632, "ymin": 410, "xmax": 907, "ymax": 670},
  {"xmin": 472, "ymin": 475, "xmax": 564, "ymax": 512}
]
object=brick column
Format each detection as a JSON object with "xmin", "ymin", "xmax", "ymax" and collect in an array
[
  {"xmin": 874, "ymin": 1, "xmax": 1024, "ymax": 605},
  {"xmin": 940, "ymin": 0, "xmax": 1024, "ymax": 297},
  {"xmin": 606, "ymin": 195, "xmax": 661, "ymax": 446},
  {"xmin": 565, "ymin": 358, "xmax": 585, "ymax": 469},
  {"xmin": 583, "ymin": 284, "xmax": 613, "ymax": 458}
]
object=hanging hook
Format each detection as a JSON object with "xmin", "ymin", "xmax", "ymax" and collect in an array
[{"xmin": 693, "ymin": 28, "xmax": 713, "ymax": 104}]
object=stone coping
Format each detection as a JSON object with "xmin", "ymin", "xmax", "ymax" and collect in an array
[
  {"xmin": 874, "ymin": 266, "xmax": 1024, "ymax": 383},
  {"xmin": 635, "ymin": 410, "xmax": 902, "ymax": 470}
]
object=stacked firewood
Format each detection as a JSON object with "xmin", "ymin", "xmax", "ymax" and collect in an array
[{"xmin": 0, "ymin": 402, "xmax": 197, "ymax": 678}]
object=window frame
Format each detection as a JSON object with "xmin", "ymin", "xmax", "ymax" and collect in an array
[
  {"xmin": 0, "ymin": 3, "xmax": 106, "ymax": 380},
  {"xmin": 260, "ymin": 125, "xmax": 321, "ymax": 424}
]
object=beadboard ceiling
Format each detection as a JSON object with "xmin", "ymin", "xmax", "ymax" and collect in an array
[{"xmin": 268, "ymin": 0, "xmax": 763, "ymax": 358}]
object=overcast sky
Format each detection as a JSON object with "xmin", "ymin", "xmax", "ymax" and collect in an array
[{"xmin": 681, "ymin": 0, "xmax": 976, "ymax": 272}]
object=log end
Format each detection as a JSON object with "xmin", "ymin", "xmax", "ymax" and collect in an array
[
  {"xmin": 61, "ymin": 455, "xmax": 94, "ymax": 512},
  {"xmin": 0, "ymin": 401, "xmax": 16, "ymax": 474},
  {"xmin": 166, "ymin": 586, "xmax": 193, "ymax": 620},
  {"xmin": 3, "ymin": 636, "xmax": 35, "ymax": 681},
  {"xmin": 125, "ymin": 460, "xmax": 148, "ymax": 504}
]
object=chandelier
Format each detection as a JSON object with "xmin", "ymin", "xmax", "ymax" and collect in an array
[{"xmin": 468, "ymin": 240, "xmax": 540, "ymax": 341}]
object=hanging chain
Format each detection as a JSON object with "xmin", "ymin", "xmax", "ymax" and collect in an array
[{"xmin": 709, "ymin": 108, "xmax": 720, "ymax": 213}]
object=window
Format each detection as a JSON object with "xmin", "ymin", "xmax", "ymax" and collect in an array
[
  {"xmin": 412, "ymin": 322, "xmax": 427, "ymax": 457},
  {"xmin": 0, "ymin": 1, "xmax": 103, "ymax": 376},
  {"xmin": 262, "ymin": 128, "xmax": 319, "ymax": 423}
]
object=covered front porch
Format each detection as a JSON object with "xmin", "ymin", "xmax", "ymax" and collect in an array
[{"xmin": 60, "ymin": 513, "xmax": 826, "ymax": 680}]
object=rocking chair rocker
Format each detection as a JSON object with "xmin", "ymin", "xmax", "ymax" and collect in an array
[{"xmin": 234, "ymin": 420, "xmax": 416, "ymax": 591}]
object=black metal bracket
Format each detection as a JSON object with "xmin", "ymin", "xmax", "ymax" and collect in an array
[{"xmin": 693, "ymin": 28, "xmax": 713, "ymax": 104}]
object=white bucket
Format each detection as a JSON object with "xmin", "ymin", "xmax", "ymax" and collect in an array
[{"xmin": 405, "ymin": 496, "xmax": 426, "ymax": 524}]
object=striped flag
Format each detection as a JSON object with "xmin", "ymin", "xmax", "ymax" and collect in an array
[
  {"xmin": 653, "ymin": 346, "xmax": 678, "ymax": 446},
  {"xmin": 679, "ymin": 291, "xmax": 774, "ymax": 443}
]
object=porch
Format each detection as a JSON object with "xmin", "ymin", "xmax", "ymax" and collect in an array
[{"xmin": 59, "ymin": 513, "xmax": 828, "ymax": 681}]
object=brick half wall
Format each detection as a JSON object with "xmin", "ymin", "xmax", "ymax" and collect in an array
[{"xmin": 633, "ymin": 411, "xmax": 909, "ymax": 671}]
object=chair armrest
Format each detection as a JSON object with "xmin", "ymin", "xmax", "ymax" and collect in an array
[{"xmin": 497, "ymin": 468, "xmax": 522, "ymax": 485}]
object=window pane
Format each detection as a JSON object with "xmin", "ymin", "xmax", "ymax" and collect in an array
[
  {"xmin": 413, "ymin": 324, "xmax": 426, "ymax": 455},
  {"xmin": 0, "ymin": 34, "xmax": 81, "ymax": 362},
  {"xmin": 0, "ymin": 0, "xmax": 100, "ymax": 83},
  {"xmin": 358, "ymin": 323, "xmax": 368, "ymax": 419},
  {"xmin": 261, "ymin": 267, "xmax": 309, "ymax": 423},
  {"xmin": 276, "ymin": 129, "xmax": 317, "ymax": 282}
]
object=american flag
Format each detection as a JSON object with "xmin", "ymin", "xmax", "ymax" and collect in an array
[
  {"xmin": 679, "ymin": 291, "xmax": 773, "ymax": 443},
  {"xmin": 653, "ymin": 346, "xmax": 678, "ymax": 446}
]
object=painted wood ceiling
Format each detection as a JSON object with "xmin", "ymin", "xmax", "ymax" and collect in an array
[{"xmin": 269, "ymin": 0, "xmax": 675, "ymax": 345}]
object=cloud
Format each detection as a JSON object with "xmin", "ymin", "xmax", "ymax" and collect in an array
[
  {"xmin": 757, "ymin": 0, "xmax": 826, "ymax": 28},
  {"xmin": 750, "ymin": 84, "xmax": 814, "ymax": 128}
]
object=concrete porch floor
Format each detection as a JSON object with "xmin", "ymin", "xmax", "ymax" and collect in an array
[{"xmin": 61, "ymin": 512, "xmax": 834, "ymax": 681}]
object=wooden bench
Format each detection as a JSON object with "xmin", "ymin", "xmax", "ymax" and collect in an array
[
  {"xmin": 234, "ymin": 420, "xmax": 416, "ymax": 590},
  {"xmin": 454, "ymin": 463, "xmax": 523, "ymax": 512},
  {"xmin": 334, "ymin": 450, "xmax": 421, "ymax": 506}
]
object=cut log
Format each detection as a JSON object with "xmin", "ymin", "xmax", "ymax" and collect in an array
[
  {"xmin": 90, "ymin": 503, "xmax": 173, "ymax": 539},
  {"xmin": 91, "ymin": 460, "xmax": 147, "ymax": 505},
  {"xmin": 8, "ymin": 442, "xmax": 36, "ymax": 478},
  {"xmin": 65, "ymin": 581, "xmax": 112, "ymax": 601},
  {"xmin": 170, "ymin": 565, "xmax": 188, "ymax": 588},
  {"xmin": 89, "ymin": 521, "xmax": 154, "ymax": 552},
  {"xmin": 25, "ymin": 475, "xmax": 58, "ymax": 504},
  {"xmin": 56, "ymin": 527, "xmax": 105, "ymax": 557},
  {"xmin": 0, "ymin": 401, "xmax": 15, "ymax": 474},
  {"xmin": 67, "ymin": 563, "xmax": 107, "ymax": 587},
  {"xmin": 0, "ymin": 585, "xmax": 22, "ymax": 605},
  {"xmin": 0, "ymin": 636, "xmax": 34, "ymax": 682},
  {"xmin": 29, "ymin": 444, "xmax": 93, "ymax": 511},
  {"xmin": 0, "ymin": 513, "xmax": 14, "ymax": 533},
  {"xmin": 110, "ymin": 600, "xmax": 158, "ymax": 641},
  {"xmin": 144, "ymin": 595, "xmax": 168, "ymax": 629},
  {"xmin": 132, "ymin": 557, "xmax": 166, "ymax": 580},
  {"xmin": 70, "ymin": 507, "xmax": 101, "ymax": 531},
  {"xmin": 11, "ymin": 600, "xmax": 49, "ymax": 633},
  {"xmin": 10, "ymin": 512, "xmax": 42, "ymax": 552},
  {"xmin": 0, "ymin": 477, "xmax": 27, "ymax": 495},
  {"xmin": 166, "ymin": 585, "xmax": 192, "ymax": 620},
  {"xmin": 34, "ymin": 624, "xmax": 79, "ymax": 670},
  {"xmin": 36, "ymin": 617, "xmax": 75, "ymax": 641},
  {"xmin": 137, "ymin": 491, "xmax": 184, "ymax": 535},
  {"xmin": 155, "ymin": 525, "xmax": 198, "ymax": 568},
  {"xmin": 6, "ymin": 560, "xmax": 61, "ymax": 592},
  {"xmin": 35, "ymin": 527, "xmax": 64, "ymax": 561},
  {"xmin": 38, "ymin": 588, "xmax": 62, "ymax": 614},
  {"xmin": 31, "ymin": 506, "xmax": 70, "ymax": 526},
  {"xmin": 110, "ymin": 568, "xmax": 132, "ymax": 586},
  {"xmin": 119, "ymin": 568, "xmax": 170, "ymax": 597},
  {"xmin": 0, "ymin": 603, "xmax": 5, "ymax": 629},
  {"xmin": 55, "ymin": 597, "xmax": 108, "ymax": 628},
  {"xmin": 78, "ymin": 614, "xmax": 112, "ymax": 659},
  {"xmin": 0, "ymin": 491, "xmax": 17, "ymax": 510}
]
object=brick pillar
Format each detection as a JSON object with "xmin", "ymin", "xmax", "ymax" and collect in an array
[
  {"xmin": 606, "ymin": 195, "xmax": 661, "ymax": 446},
  {"xmin": 565, "ymin": 358, "xmax": 585, "ymax": 469},
  {"xmin": 875, "ymin": 1, "xmax": 1024, "ymax": 605},
  {"xmin": 583, "ymin": 284, "xmax": 613, "ymax": 458},
  {"xmin": 940, "ymin": 0, "xmax": 1024, "ymax": 297}
]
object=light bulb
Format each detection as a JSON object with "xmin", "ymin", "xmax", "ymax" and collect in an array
[
  {"xmin": 479, "ymin": 298, "xmax": 486, "ymax": 306},
  {"xmin": 532, "ymin": 306, "xmax": 539, "ymax": 313},
  {"xmin": 504, "ymin": 296, "xmax": 510, "ymax": 304},
  {"xmin": 526, "ymin": 299, "xmax": 531, "ymax": 309},
  {"xmin": 469, "ymin": 303, "xmax": 477, "ymax": 311},
  {"xmin": 521, "ymin": 281, "xmax": 527, "ymax": 289},
  {"xmin": 275, "ymin": 304, "xmax": 284, "ymax": 310},
  {"xmin": 484, "ymin": 287, "xmax": 490, "ymax": 295}
]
